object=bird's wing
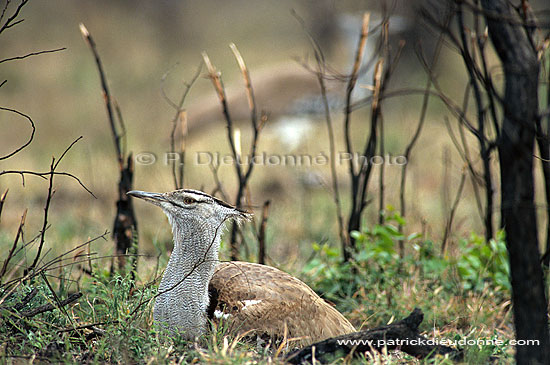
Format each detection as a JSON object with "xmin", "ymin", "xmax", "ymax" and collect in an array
[{"xmin": 208, "ymin": 261, "xmax": 355, "ymax": 346}]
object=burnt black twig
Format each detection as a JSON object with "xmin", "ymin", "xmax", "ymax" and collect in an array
[
  {"xmin": 79, "ymin": 24, "xmax": 122, "ymax": 165},
  {"xmin": 0, "ymin": 47, "xmax": 66, "ymax": 64},
  {"xmin": 24, "ymin": 137, "xmax": 86, "ymax": 275},
  {"xmin": 295, "ymin": 8, "xmax": 349, "ymax": 259},
  {"xmin": 19, "ymin": 292, "xmax": 82, "ymax": 318},
  {"xmin": 0, "ymin": 170, "xmax": 95, "ymax": 197},
  {"xmin": 0, "ymin": 107, "xmax": 35, "ymax": 161},
  {"xmin": 0, "ymin": 0, "xmax": 28, "ymax": 35},
  {"xmin": 0, "ymin": 209, "xmax": 26, "ymax": 281},
  {"xmin": 80, "ymin": 23, "xmax": 138, "ymax": 275},
  {"xmin": 257, "ymin": 200, "xmax": 270, "ymax": 265},
  {"xmin": 397, "ymin": 14, "xmax": 449, "ymax": 256},
  {"xmin": 441, "ymin": 169, "xmax": 467, "ymax": 254}
]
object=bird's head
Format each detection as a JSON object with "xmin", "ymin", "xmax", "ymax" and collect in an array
[{"xmin": 128, "ymin": 189, "xmax": 251, "ymax": 230}]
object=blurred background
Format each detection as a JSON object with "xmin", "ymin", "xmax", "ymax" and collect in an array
[{"xmin": 1, "ymin": 0, "xmax": 548, "ymax": 274}]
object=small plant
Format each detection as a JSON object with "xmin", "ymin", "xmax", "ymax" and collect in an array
[
  {"xmin": 301, "ymin": 214, "xmax": 513, "ymax": 362},
  {"xmin": 302, "ymin": 211, "xmax": 421, "ymax": 315},
  {"xmin": 455, "ymin": 231, "xmax": 510, "ymax": 293}
]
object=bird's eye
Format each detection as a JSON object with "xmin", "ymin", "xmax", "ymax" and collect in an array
[{"xmin": 183, "ymin": 197, "xmax": 195, "ymax": 204}]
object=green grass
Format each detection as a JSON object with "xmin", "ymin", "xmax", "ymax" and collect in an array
[{"xmin": 0, "ymin": 216, "xmax": 516, "ymax": 363}]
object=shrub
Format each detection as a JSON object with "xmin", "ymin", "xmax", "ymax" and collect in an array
[{"xmin": 456, "ymin": 231, "xmax": 510, "ymax": 292}]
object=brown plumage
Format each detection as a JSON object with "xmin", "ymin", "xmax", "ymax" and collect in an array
[
  {"xmin": 127, "ymin": 189, "xmax": 356, "ymax": 346},
  {"xmin": 209, "ymin": 261, "xmax": 356, "ymax": 346}
]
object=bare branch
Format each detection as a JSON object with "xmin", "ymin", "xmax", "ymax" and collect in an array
[
  {"xmin": 0, "ymin": 231, "xmax": 109, "ymax": 297},
  {"xmin": 0, "ymin": 209, "xmax": 26, "ymax": 281},
  {"xmin": 0, "ymin": 107, "xmax": 35, "ymax": 160},
  {"xmin": 22, "ymin": 136, "xmax": 89, "ymax": 274},
  {"xmin": 19, "ymin": 292, "xmax": 82, "ymax": 318},
  {"xmin": 344, "ymin": 13, "xmax": 371, "ymax": 177},
  {"xmin": 208, "ymin": 161, "xmax": 230, "ymax": 202},
  {"xmin": 0, "ymin": 47, "xmax": 66, "ymax": 64},
  {"xmin": 81, "ymin": 23, "xmax": 137, "ymax": 276},
  {"xmin": 80, "ymin": 23, "xmax": 122, "ymax": 166},
  {"xmin": 441, "ymin": 169, "xmax": 467, "ymax": 254},
  {"xmin": 203, "ymin": 48, "xmax": 264, "ymax": 260},
  {"xmin": 26, "ymin": 158, "xmax": 55, "ymax": 274},
  {"xmin": 202, "ymin": 52, "xmax": 243, "ymax": 180},
  {"xmin": 0, "ymin": 0, "xmax": 12, "ymax": 25},
  {"xmin": 229, "ymin": 43, "xmax": 258, "ymax": 130},
  {"xmin": 162, "ymin": 63, "xmax": 202, "ymax": 189},
  {"xmin": 0, "ymin": 167, "xmax": 96, "ymax": 199},
  {"xmin": 257, "ymin": 200, "xmax": 270, "ymax": 265},
  {"xmin": 0, "ymin": 0, "xmax": 28, "ymax": 35},
  {"xmin": 308, "ymin": 37, "xmax": 349, "ymax": 256},
  {"xmin": 398, "ymin": 13, "xmax": 449, "ymax": 254},
  {"xmin": 113, "ymin": 99, "xmax": 127, "ymax": 157},
  {"xmin": 0, "ymin": 188, "xmax": 8, "ymax": 222}
]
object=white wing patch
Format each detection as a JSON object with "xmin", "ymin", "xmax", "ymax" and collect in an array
[
  {"xmin": 214, "ymin": 310, "xmax": 231, "ymax": 320},
  {"xmin": 241, "ymin": 299, "xmax": 262, "ymax": 310}
]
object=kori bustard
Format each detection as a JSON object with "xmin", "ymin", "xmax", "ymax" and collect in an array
[{"xmin": 128, "ymin": 189, "xmax": 356, "ymax": 345}]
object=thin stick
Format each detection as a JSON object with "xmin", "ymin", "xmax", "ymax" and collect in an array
[
  {"xmin": 0, "ymin": 0, "xmax": 11, "ymax": 26},
  {"xmin": 9, "ymin": 287, "xmax": 38, "ymax": 312},
  {"xmin": 0, "ymin": 170, "xmax": 95, "ymax": 197},
  {"xmin": 294, "ymin": 10, "xmax": 349, "ymax": 256},
  {"xmin": 0, "ymin": 107, "xmax": 35, "ymax": 161},
  {"xmin": 342, "ymin": 13, "xmax": 371, "ymax": 261},
  {"xmin": 178, "ymin": 110, "xmax": 187, "ymax": 189},
  {"xmin": 23, "ymin": 137, "xmax": 89, "ymax": 274},
  {"xmin": 81, "ymin": 23, "xmax": 137, "ymax": 275},
  {"xmin": 203, "ymin": 48, "xmax": 264, "ymax": 260},
  {"xmin": 0, "ymin": 188, "xmax": 8, "ymax": 223},
  {"xmin": 113, "ymin": 100, "xmax": 127, "ymax": 157},
  {"xmin": 376, "ymin": 18, "xmax": 390, "ymax": 226},
  {"xmin": 344, "ymin": 13, "xmax": 371, "ymax": 178},
  {"xmin": 315, "ymin": 51, "xmax": 348, "ymax": 255},
  {"xmin": 257, "ymin": 200, "xmax": 270, "ymax": 265},
  {"xmin": 162, "ymin": 64, "xmax": 202, "ymax": 189},
  {"xmin": 398, "ymin": 16, "xmax": 448, "ymax": 253},
  {"xmin": 441, "ymin": 169, "xmax": 467, "ymax": 254},
  {"xmin": 457, "ymin": 3, "xmax": 495, "ymax": 241},
  {"xmin": 26, "ymin": 158, "xmax": 56, "ymax": 274},
  {"xmin": 80, "ymin": 23, "xmax": 122, "ymax": 166},
  {"xmin": 0, "ymin": 231, "xmax": 107, "ymax": 304},
  {"xmin": 0, "ymin": 47, "xmax": 65, "ymax": 64},
  {"xmin": 0, "ymin": 209, "xmax": 26, "ymax": 281},
  {"xmin": 0, "ymin": 0, "xmax": 28, "ymax": 34},
  {"xmin": 202, "ymin": 52, "xmax": 243, "ymax": 181},
  {"xmin": 39, "ymin": 272, "xmax": 82, "ymax": 344},
  {"xmin": 292, "ymin": 9, "xmax": 372, "ymax": 258},
  {"xmin": 230, "ymin": 43, "xmax": 257, "ymax": 129},
  {"xmin": 375, "ymin": 59, "xmax": 385, "ymax": 225},
  {"xmin": 209, "ymin": 162, "xmax": 230, "ymax": 202},
  {"xmin": 20, "ymin": 292, "xmax": 82, "ymax": 318}
]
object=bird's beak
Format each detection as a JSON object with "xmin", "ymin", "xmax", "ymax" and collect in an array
[{"xmin": 127, "ymin": 190, "xmax": 166, "ymax": 205}]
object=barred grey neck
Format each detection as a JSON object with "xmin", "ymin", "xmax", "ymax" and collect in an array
[
  {"xmin": 153, "ymin": 217, "xmax": 220, "ymax": 339},
  {"xmin": 126, "ymin": 188, "xmax": 249, "ymax": 338}
]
